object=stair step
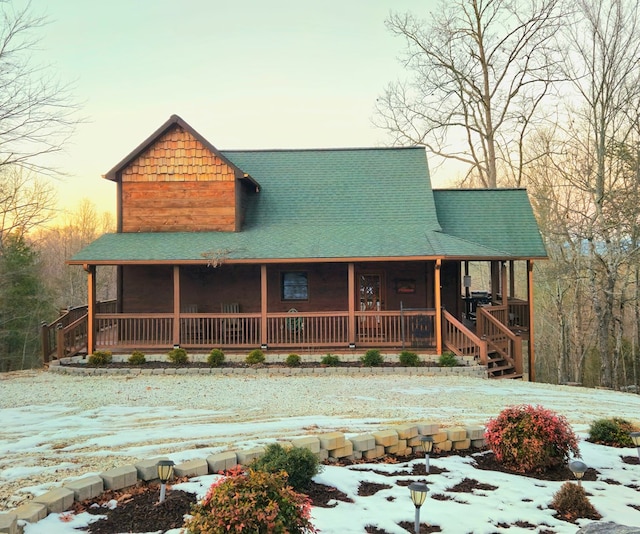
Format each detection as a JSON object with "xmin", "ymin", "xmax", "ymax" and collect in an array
[
  {"xmin": 488, "ymin": 364, "xmax": 514, "ymax": 373},
  {"xmin": 492, "ymin": 373, "xmax": 523, "ymax": 380}
]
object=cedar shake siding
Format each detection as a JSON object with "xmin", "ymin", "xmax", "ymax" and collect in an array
[{"xmin": 120, "ymin": 124, "xmax": 243, "ymax": 233}]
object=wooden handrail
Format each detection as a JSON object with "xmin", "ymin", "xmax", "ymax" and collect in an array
[
  {"xmin": 442, "ymin": 310, "xmax": 488, "ymax": 364},
  {"xmin": 476, "ymin": 307, "xmax": 523, "ymax": 374}
]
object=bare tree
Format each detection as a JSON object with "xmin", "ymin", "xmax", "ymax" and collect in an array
[
  {"xmin": 557, "ymin": 0, "xmax": 640, "ymax": 388},
  {"xmin": 0, "ymin": 166, "xmax": 55, "ymax": 248},
  {"xmin": 36, "ymin": 200, "xmax": 116, "ymax": 309},
  {"xmin": 0, "ymin": 0, "xmax": 78, "ymax": 174},
  {"xmin": 376, "ymin": 0, "xmax": 563, "ymax": 188}
]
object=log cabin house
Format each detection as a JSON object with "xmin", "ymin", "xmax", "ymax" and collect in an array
[{"xmin": 53, "ymin": 115, "xmax": 547, "ymax": 379}]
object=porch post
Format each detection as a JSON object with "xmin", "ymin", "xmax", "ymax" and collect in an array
[
  {"xmin": 85, "ymin": 264, "xmax": 96, "ymax": 355},
  {"xmin": 527, "ymin": 260, "xmax": 536, "ymax": 382},
  {"xmin": 490, "ymin": 261, "xmax": 500, "ymax": 302},
  {"xmin": 261, "ymin": 264, "xmax": 268, "ymax": 346},
  {"xmin": 501, "ymin": 261, "xmax": 508, "ymax": 306},
  {"xmin": 509, "ymin": 261, "xmax": 515, "ymax": 298},
  {"xmin": 173, "ymin": 266, "xmax": 180, "ymax": 346},
  {"xmin": 435, "ymin": 259, "xmax": 442, "ymax": 354},
  {"xmin": 348, "ymin": 263, "xmax": 355, "ymax": 346}
]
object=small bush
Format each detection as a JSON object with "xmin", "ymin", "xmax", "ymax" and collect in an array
[
  {"xmin": 438, "ymin": 351, "xmax": 458, "ymax": 367},
  {"xmin": 551, "ymin": 482, "xmax": 601, "ymax": 522},
  {"xmin": 128, "ymin": 351, "xmax": 146, "ymax": 365},
  {"xmin": 399, "ymin": 350, "xmax": 420, "ymax": 366},
  {"xmin": 286, "ymin": 353, "xmax": 301, "ymax": 367},
  {"xmin": 88, "ymin": 350, "xmax": 112, "ymax": 366},
  {"xmin": 184, "ymin": 466, "xmax": 317, "ymax": 534},
  {"xmin": 207, "ymin": 348, "xmax": 225, "ymax": 367},
  {"xmin": 168, "ymin": 347, "xmax": 189, "ymax": 364},
  {"xmin": 246, "ymin": 349, "xmax": 265, "ymax": 364},
  {"xmin": 485, "ymin": 404, "xmax": 579, "ymax": 474},
  {"xmin": 251, "ymin": 443, "xmax": 322, "ymax": 492},
  {"xmin": 588, "ymin": 417, "xmax": 637, "ymax": 447},
  {"xmin": 320, "ymin": 353, "xmax": 340, "ymax": 366},
  {"xmin": 361, "ymin": 349, "xmax": 384, "ymax": 367}
]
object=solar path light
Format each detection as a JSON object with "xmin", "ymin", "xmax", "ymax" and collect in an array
[
  {"xmin": 408, "ymin": 482, "xmax": 428, "ymax": 533},
  {"xmin": 157, "ymin": 460, "xmax": 175, "ymax": 503},
  {"xmin": 419, "ymin": 435, "xmax": 434, "ymax": 474},
  {"xmin": 630, "ymin": 432, "xmax": 640, "ymax": 461},
  {"xmin": 569, "ymin": 460, "xmax": 588, "ymax": 487}
]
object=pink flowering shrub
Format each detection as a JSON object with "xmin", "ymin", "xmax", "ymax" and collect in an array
[
  {"xmin": 485, "ymin": 404, "xmax": 579, "ymax": 474},
  {"xmin": 183, "ymin": 466, "xmax": 317, "ymax": 534}
]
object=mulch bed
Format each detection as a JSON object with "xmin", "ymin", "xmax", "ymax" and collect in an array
[{"xmin": 71, "ymin": 451, "xmax": 603, "ymax": 533}]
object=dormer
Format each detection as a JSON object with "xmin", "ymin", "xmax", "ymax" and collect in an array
[{"xmin": 103, "ymin": 115, "xmax": 259, "ymax": 233}]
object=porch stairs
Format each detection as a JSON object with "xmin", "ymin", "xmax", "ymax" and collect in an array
[{"xmin": 442, "ymin": 310, "xmax": 522, "ymax": 380}]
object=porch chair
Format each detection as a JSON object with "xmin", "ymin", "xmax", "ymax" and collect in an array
[
  {"xmin": 221, "ymin": 302, "xmax": 242, "ymax": 344},
  {"xmin": 286, "ymin": 308, "xmax": 304, "ymax": 341}
]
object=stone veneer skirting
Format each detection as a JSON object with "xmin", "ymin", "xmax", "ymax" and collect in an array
[{"xmin": 0, "ymin": 419, "xmax": 487, "ymax": 534}]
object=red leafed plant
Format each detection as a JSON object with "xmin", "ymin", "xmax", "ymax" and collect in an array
[
  {"xmin": 183, "ymin": 465, "xmax": 317, "ymax": 534},
  {"xmin": 485, "ymin": 404, "xmax": 580, "ymax": 474}
]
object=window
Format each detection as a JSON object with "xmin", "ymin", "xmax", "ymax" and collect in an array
[{"xmin": 281, "ymin": 272, "xmax": 308, "ymax": 301}]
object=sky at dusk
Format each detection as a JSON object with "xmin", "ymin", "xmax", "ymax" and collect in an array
[{"xmin": 13, "ymin": 0, "xmax": 452, "ymax": 220}]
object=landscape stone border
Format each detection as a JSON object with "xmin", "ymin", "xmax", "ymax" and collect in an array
[
  {"xmin": 48, "ymin": 353, "xmax": 488, "ymax": 378},
  {"xmin": 0, "ymin": 421, "xmax": 486, "ymax": 534}
]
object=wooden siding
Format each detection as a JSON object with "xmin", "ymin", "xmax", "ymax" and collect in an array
[{"xmin": 119, "ymin": 124, "xmax": 240, "ymax": 232}]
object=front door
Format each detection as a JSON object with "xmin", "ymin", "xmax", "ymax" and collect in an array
[{"xmin": 358, "ymin": 273, "xmax": 384, "ymax": 341}]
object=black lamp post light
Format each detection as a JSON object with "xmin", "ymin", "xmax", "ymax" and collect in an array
[
  {"xmin": 157, "ymin": 460, "xmax": 175, "ymax": 503},
  {"xmin": 569, "ymin": 460, "xmax": 587, "ymax": 487},
  {"xmin": 408, "ymin": 482, "xmax": 428, "ymax": 533},
  {"xmin": 630, "ymin": 432, "xmax": 640, "ymax": 461},
  {"xmin": 419, "ymin": 435, "xmax": 434, "ymax": 474}
]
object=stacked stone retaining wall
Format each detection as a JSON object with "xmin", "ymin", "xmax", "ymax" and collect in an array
[{"xmin": 0, "ymin": 421, "xmax": 487, "ymax": 534}]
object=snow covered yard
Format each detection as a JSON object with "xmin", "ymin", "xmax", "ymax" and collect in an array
[{"xmin": 2, "ymin": 371, "xmax": 640, "ymax": 532}]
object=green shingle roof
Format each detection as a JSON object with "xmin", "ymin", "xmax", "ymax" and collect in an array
[
  {"xmin": 432, "ymin": 189, "xmax": 547, "ymax": 258},
  {"xmin": 70, "ymin": 147, "xmax": 547, "ymax": 263}
]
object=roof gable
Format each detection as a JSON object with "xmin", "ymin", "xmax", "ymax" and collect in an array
[{"xmin": 103, "ymin": 114, "xmax": 259, "ymax": 190}]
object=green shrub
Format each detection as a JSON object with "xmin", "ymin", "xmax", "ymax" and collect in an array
[
  {"xmin": 168, "ymin": 347, "xmax": 189, "ymax": 364},
  {"xmin": 128, "ymin": 351, "xmax": 146, "ymax": 365},
  {"xmin": 207, "ymin": 348, "xmax": 225, "ymax": 367},
  {"xmin": 184, "ymin": 466, "xmax": 317, "ymax": 534},
  {"xmin": 438, "ymin": 351, "xmax": 458, "ymax": 367},
  {"xmin": 251, "ymin": 443, "xmax": 322, "ymax": 492},
  {"xmin": 588, "ymin": 418, "xmax": 637, "ymax": 447},
  {"xmin": 361, "ymin": 349, "xmax": 383, "ymax": 367},
  {"xmin": 320, "ymin": 353, "xmax": 340, "ymax": 366},
  {"xmin": 551, "ymin": 482, "xmax": 601, "ymax": 522},
  {"xmin": 286, "ymin": 353, "xmax": 301, "ymax": 367},
  {"xmin": 87, "ymin": 350, "xmax": 112, "ymax": 366},
  {"xmin": 399, "ymin": 350, "xmax": 420, "ymax": 366},
  {"xmin": 246, "ymin": 349, "xmax": 266, "ymax": 364},
  {"xmin": 484, "ymin": 404, "xmax": 579, "ymax": 474}
]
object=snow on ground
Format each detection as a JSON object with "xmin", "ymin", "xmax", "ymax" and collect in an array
[{"xmin": 2, "ymin": 370, "xmax": 640, "ymax": 532}]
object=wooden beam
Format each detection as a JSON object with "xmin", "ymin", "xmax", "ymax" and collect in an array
[
  {"xmin": 87, "ymin": 265, "xmax": 96, "ymax": 355},
  {"xmin": 173, "ymin": 266, "xmax": 180, "ymax": 346},
  {"xmin": 509, "ymin": 260, "xmax": 515, "ymax": 298},
  {"xmin": 261, "ymin": 264, "xmax": 268, "ymax": 346},
  {"xmin": 501, "ymin": 261, "xmax": 508, "ymax": 306},
  {"xmin": 348, "ymin": 263, "xmax": 355, "ymax": 346},
  {"xmin": 527, "ymin": 260, "xmax": 536, "ymax": 382},
  {"xmin": 435, "ymin": 259, "xmax": 442, "ymax": 354}
]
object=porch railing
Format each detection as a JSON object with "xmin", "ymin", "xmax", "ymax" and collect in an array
[
  {"xmin": 88, "ymin": 309, "xmax": 437, "ymax": 352},
  {"xmin": 476, "ymin": 306, "xmax": 523, "ymax": 374},
  {"xmin": 442, "ymin": 310, "xmax": 488, "ymax": 364},
  {"xmin": 42, "ymin": 300, "xmax": 117, "ymax": 362}
]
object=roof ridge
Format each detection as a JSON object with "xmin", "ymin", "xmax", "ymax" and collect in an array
[{"xmin": 221, "ymin": 146, "xmax": 424, "ymax": 154}]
